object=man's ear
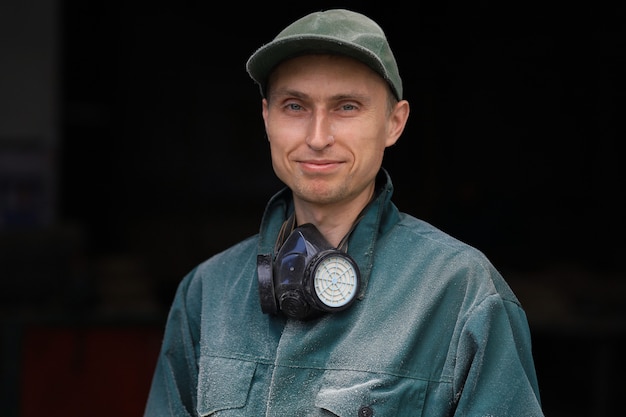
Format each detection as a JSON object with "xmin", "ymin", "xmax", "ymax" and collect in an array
[
  {"xmin": 386, "ymin": 99, "xmax": 410, "ymax": 147},
  {"xmin": 261, "ymin": 98, "xmax": 270, "ymax": 140}
]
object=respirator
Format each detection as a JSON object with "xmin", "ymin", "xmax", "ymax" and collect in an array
[{"xmin": 257, "ymin": 223, "xmax": 361, "ymax": 320}]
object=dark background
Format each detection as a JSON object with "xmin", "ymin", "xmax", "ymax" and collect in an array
[{"xmin": 1, "ymin": 1, "xmax": 625, "ymax": 416}]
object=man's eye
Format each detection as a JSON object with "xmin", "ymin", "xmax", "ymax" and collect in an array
[
  {"xmin": 287, "ymin": 103, "xmax": 303, "ymax": 111},
  {"xmin": 342, "ymin": 104, "xmax": 357, "ymax": 111}
]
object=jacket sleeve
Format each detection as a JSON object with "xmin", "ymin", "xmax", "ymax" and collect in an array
[
  {"xmin": 144, "ymin": 269, "xmax": 203, "ymax": 417},
  {"xmin": 452, "ymin": 293, "xmax": 544, "ymax": 416}
]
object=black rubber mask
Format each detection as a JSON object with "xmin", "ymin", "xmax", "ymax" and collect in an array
[{"xmin": 257, "ymin": 223, "xmax": 361, "ymax": 320}]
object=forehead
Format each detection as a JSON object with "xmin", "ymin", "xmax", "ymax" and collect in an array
[{"xmin": 267, "ymin": 54, "xmax": 388, "ymax": 95}]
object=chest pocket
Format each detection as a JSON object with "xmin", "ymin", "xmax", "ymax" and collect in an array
[
  {"xmin": 197, "ymin": 356, "xmax": 256, "ymax": 416},
  {"xmin": 315, "ymin": 369, "xmax": 427, "ymax": 417}
]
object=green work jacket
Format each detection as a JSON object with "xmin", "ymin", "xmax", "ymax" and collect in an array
[{"xmin": 144, "ymin": 169, "xmax": 543, "ymax": 416}]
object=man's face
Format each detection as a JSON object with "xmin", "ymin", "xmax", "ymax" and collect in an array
[{"xmin": 262, "ymin": 54, "xmax": 408, "ymax": 210}]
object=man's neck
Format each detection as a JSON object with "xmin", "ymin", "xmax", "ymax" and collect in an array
[{"xmin": 292, "ymin": 187, "xmax": 375, "ymax": 248}]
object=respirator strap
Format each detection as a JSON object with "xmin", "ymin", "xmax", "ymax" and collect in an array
[
  {"xmin": 336, "ymin": 211, "xmax": 366, "ymax": 252},
  {"xmin": 274, "ymin": 212, "xmax": 297, "ymax": 254}
]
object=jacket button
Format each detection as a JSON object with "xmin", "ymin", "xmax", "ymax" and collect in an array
[{"xmin": 358, "ymin": 406, "xmax": 373, "ymax": 417}]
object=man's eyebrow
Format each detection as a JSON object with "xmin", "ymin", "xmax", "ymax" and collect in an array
[
  {"xmin": 330, "ymin": 92, "xmax": 370, "ymax": 103},
  {"xmin": 268, "ymin": 88, "xmax": 308, "ymax": 100},
  {"xmin": 269, "ymin": 88, "xmax": 370, "ymax": 103}
]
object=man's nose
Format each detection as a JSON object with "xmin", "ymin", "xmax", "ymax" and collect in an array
[{"xmin": 305, "ymin": 111, "xmax": 335, "ymax": 150}]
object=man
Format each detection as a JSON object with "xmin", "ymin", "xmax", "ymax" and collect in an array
[{"xmin": 144, "ymin": 9, "xmax": 544, "ymax": 416}]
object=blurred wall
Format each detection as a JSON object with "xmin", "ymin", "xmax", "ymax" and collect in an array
[{"xmin": 0, "ymin": 0, "xmax": 58, "ymax": 228}]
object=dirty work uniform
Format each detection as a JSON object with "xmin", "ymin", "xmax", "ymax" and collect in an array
[{"xmin": 144, "ymin": 169, "xmax": 543, "ymax": 416}]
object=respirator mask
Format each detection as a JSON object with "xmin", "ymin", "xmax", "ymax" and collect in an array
[{"xmin": 257, "ymin": 222, "xmax": 361, "ymax": 320}]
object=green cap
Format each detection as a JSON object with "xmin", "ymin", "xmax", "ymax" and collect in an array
[{"xmin": 246, "ymin": 9, "xmax": 403, "ymax": 100}]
